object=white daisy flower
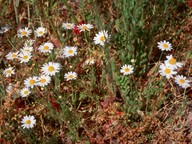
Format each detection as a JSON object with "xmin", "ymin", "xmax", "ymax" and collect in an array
[
  {"xmin": 17, "ymin": 27, "xmax": 32, "ymax": 38},
  {"xmin": 38, "ymin": 42, "xmax": 54, "ymax": 53},
  {"xmin": 175, "ymin": 75, "xmax": 190, "ymax": 89},
  {"xmin": 62, "ymin": 23, "xmax": 75, "ymax": 30},
  {"xmin": 159, "ymin": 63, "xmax": 177, "ymax": 79},
  {"xmin": 93, "ymin": 30, "xmax": 110, "ymax": 46},
  {"xmin": 20, "ymin": 87, "xmax": 31, "ymax": 97},
  {"xmin": 85, "ymin": 58, "xmax": 95, "ymax": 65},
  {"xmin": 77, "ymin": 24, "xmax": 93, "ymax": 32},
  {"xmin": 24, "ymin": 76, "xmax": 38, "ymax": 88},
  {"xmin": 164, "ymin": 54, "xmax": 183, "ymax": 70},
  {"xmin": 24, "ymin": 39, "xmax": 35, "ymax": 47},
  {"xmin": 6, "ymin": 51, "xmax": 19, "ymax": 60},
  {"xmin": 157, "ymin": 40, "xmax": 172, "ymax": 51},
  {"xmin": 18, "ymin": 52, "xmax": 32, "ymax": 63},
  {"xmin": 64, "ymin": 72, "xmax": 77, "ymax": 81},
  {"xmin": 41, "ymin": 62, "xmax": 61, "ymax": 76},
  {"xmin": 63, "ymin": 46, "xmax": 77, "ymax": 58},
  {"xmin": 35, "ymin": 27, "xmax": 46, "ymax": 37},
  {"xmin": 21, "ymin": 115, "xmax": 36, "ymax": 129},
  {"xmin": 3, "ymin": 67, "xmax": 15, "ymax": 77},
  {"xmin": 37, "ymin": 75, "xmax": 51, "ymax": 87},
  {"xmin": 20, "ymin": 46, "xmax": 33, "ymax": 53},
  {"xmin": 120, "ymin": 64, "xmax": 134, "ymax": 75}
]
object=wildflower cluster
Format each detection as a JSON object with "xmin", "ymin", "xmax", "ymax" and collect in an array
[
  {"xmin": 62, "ymin": 21, "xmax": 93, "ymax": 34},
  {"xmin": 3, "ymin": 26, "xmax": 48, "ymax": 129},
  {"xmin": 158, "ymin": 40, "xmax": 190, "ymax": 89},
  {"xmin": 2, "ymin": 18, "xmax": 190, "ymax": 132},
  {"xmin": 2, "ymin": 21, "xmax": 113, "ymax": 129}
]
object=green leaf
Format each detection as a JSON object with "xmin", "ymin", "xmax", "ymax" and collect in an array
[
  {"xmin": 186, "ymin": 51, "xmax": 192, "ymax": 59},
  {"xmin": 115, "ymin": 19, "xmax": 120, "ymax": 31}
]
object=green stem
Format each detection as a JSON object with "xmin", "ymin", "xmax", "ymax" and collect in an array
[
  {"xmin": 63, "ymin": 0, "xmax": 78, "ymax": 24},
  {"xmin": 43, "ymin": 7, "xmax": 62, "ymax": 45},
  {"xmin": 83, "ymin": 32, "xmax": 88, "ymax": 44},
  {"xmin": 13, "ymin": 0, "xmax": 19, "ymax": 24},
  {"xmin": 168, "ymin": 79, "xmax": 177, "ymax": 97},
  {"xmin": 6, "ymin": 35, "xmax": 16, "ymax": 50},
  {"xmin": 27, "ymin": 3, "xmax": 31, "ymax": 26},
  {"xmin": 103, "ymin": 45, "xmax": 116, "ymax": 97}
]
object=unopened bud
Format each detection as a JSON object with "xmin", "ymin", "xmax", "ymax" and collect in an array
[{"xmin": 131, "ymin": 59, "xmax": 135, "ymax": 63}]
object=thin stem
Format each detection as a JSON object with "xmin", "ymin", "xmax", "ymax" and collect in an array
[
  {"xmin": 187, "ymin": 62, "xmax": 191, "ymax": 77},
  {"xmin": 83, "ymin": 32, "xmax": 88, "ymax": 44},
  {"xmin": 103, "ymin": 45, "xmax": 116, "ymax": 97},
  {"xmin": 43, "ymin": 7, "xmax": 62, "ymax": 45},
  {"xmin": 27, "ymin": 3, "xmax": 31, "ymax": 26},
  {"xmin": 13, "ymin": 0, "xmax": 19, "ymax": 24},
  {"xmin": 182, "ymin": 88, "xmax": 186, "ymax": 97},
  {"xmin": 158, "ymin": 51, "xmax": 164, "ymax": 62},
  {"xmin": 168, "ymin": 79, "xmax": 177, "ymax": 97},
  {"xmin": 6, "ymin": 35, "xmax": 16, "ymax": 50},
  {"xmin": 63, "ymin": 0, "xmax": 78, "ymax": 24}
]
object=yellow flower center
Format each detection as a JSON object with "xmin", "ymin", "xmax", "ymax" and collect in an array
[
  {"xmin": 43, "ymin": 46, "xmax": 49, "ymax": 50},
  {"xmin": 169, "ymin": 58, "xmax": 176, "ymax": 65},
  {"xmin": 68, "ymin": 49, "xmax": 73, "ymax": 54},
  {"xmin": 21, "ymin": 31, "xmax": 27, "ymax": 36},
  {"xmin": 48, "ymin": 66, "xmax": 54, "ymax": 72},
  {"xmin": 12, "ymin": 54, "xmax": 17, "ymax": 58},
  {"xmin": 124, "ymin": 68, "xmax": 130, "ymax": 72},
  {"xmin": 66, "ymin": 24, "xmax": 71, "ymax": 28},
  {"xmin": 38, "ymin": 31, "xmax": 43, "ymax": 35},
  {"xmin": 82, "ymin": 25, "xmax": 88, "ymax": 30},
  {"xmin": 24, "ymin": 91, "xmax": 28, "ymax": 95},
  {"xmin": 164, "ymin": 68, "xmax": 171, "ymax": 74},
  {"xmin": 29, "ymin": 79, "xmax": 35, "ymax": 85},
  {"xmin": 40, "ymin": 78, "xmax": 46, "ymax": 83},
  {"xmin": 162, "ymin": 43, "xmax": 168, "ymax": 49},
  {"xmin": 89, "ymin": 59, "xmax": 93, "ymax": 63},
  {"xmin": 25, "ymin": 120, "xmax": 31, "ymax": 125},
  {"xmin": 100, "ymin": 36, "xmax": 105, "ymax": 42},
  {"xmin": 179, "ymin": 79, "xmax": 185, "ymax": 84},
  {"xmin": 68, "ymin": 75, "xmax": 74, "ymax": 79},
  {"xmin": 23, "ymin": 55, "xmax": 28, "ymax": 60},
  {"xmin": 7, "ymin": 70, "xmax": 11, "ymax": 74}
]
